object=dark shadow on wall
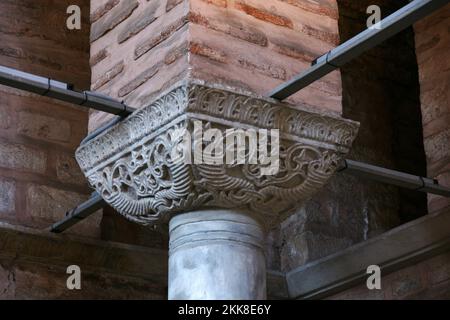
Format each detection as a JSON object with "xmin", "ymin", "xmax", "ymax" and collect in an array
[
  {"xmin": 271, "ymin": 0, "xmax": 429, "ymax": 273},
  {"xmin": 338, "ymin": 0, "xmax": 428, "ymax": 223}
]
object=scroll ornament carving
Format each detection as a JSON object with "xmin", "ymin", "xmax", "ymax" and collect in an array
[{"xmin": 76, "ymin": 83, "xmax": 359, "ymax": 228}]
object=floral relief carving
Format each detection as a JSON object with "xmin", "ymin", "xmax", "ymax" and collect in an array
[{"xmin": 76, "ymin": 82, "xmax": 359, "ymax": 228}]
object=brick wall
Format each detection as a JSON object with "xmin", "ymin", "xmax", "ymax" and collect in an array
[
  {"xmin": 0, "ymin": 0, "xmax": 169, "ymax": 299},
  {"xmin": 189, "ymin": 0, "xmax": 341, "ymax": 111},
  {"xmin": 89, "ymin": 0, "xmax": 190, "ymax": 130},
  {"xmin": 89, "ymin": 0, "xmax": 341, "ymax": 131},
  {"xmin": 329, "ymin": 251, "xmax": 450, "ymax": 300},
  {"xmin": 0, "ymin": 261, "xmax": 164, "ymax": 299},
  {"xmin": 271, "ymin": 0, "xmax": 428, "ymax": 272},
  {"xmin": 415, "ymin": 2, "xmax": 450, "ymax": 214},
  {"xmin": 0, "ymin": 0, "xmax": 100, "ymax": 236},
  {"xmin": 325, "ymin": 3, "xmax": 450, "ymax": 300}
]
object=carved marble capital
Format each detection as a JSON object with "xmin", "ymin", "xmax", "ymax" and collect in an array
[{"xmin": 75, "ymin": 81, "xmax": 359, "ymax": 228}]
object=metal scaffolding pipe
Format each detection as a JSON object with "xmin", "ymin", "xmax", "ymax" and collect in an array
[
  {"xmin": 339, "ymin": 160, "xmax": 450, "ymax": 198},
  {"xmin": 0, "ymin": 65, "xmax": 135, "ymax": 116},
  {"xmin": 50, "ymin": 193, "xmax": 106, "ymax": 233},
  {"xmin": 269, "ymin": 0, "xmax": 450, "ymax": 100},
  {"xmin": 49, "ymin": 160, "xmax": 450, "ymax": 233}
]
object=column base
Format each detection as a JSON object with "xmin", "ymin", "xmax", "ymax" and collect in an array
[{"xmin": 168, "ymin": 209, "xmax": 266, "ymax": 300}]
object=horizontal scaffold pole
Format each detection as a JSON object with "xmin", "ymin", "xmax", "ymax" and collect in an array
[{"xmin": 269, "ymin": 0, "xmax": 450, "ymax": 100}]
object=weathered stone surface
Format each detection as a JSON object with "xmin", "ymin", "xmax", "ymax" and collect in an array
[
  {"xmin": 237, "ymin": 56, "xmax": 286, "ymax": 80},
  {"xmin": 390, "ymin": 267, "xmax": 424, "ymax": 299},
  {"xmin": 0, "ymin": 0, "xmax": 91, "ymax": 239},
  {"xmin": 17, "ymin": 111, "xmax": 71, "ymax": 143},
  {"xmin": 26, "ymin": 184, "xmax": 101, "ymax": 237},
  {"xmin": 0, "ymin": 179, "xmax": 15, "ymax": 214},
  {"xmin": 90, "ymin": 0, "xmax": 342, "ymax": 138},
  {"xmin": 164, "ymin": 43, "xmax": 189, "ymax": 65},
  {"xmin": 27, "ymin": 184, "xmax": 85, "ymax": 221},
  {"xmin": 415, "ymin": 2, "xmax": 450, "ymax": 213},
  {"xmin": 279, "ymin": 0, "xmax": 338, "ymax": 19},
  {"xmin": 0, "ymin": 264, "xmax": 15, "ymax": 299},
  {"xmin": 0, "ymin": 109, "xmax": 12, "ymax": 130},
  {"xmin": 270, "ymin": 37, "xmax": 317, "ymax": 61},
  {"xmin": 189, "ymin": 12, "xmax": 268, "ymax": 47},
  {"xmin": 134, "ymin": 15, "xmax": 188, "ymax": 60},
  {"xmin": 267, "ymin": 0, "xmax": 433, "ymax": 274},
  {"xmin": 0, "ymin": 141, "xmax": 46, "ymax": 173},
  {"xmin": 426, "ymin": 254, "xmax": 450, "ymax": 286},
  {"xmin": 235, "ymin": 1, "xmax": 294, "ymax": 29},
  {"xmin": 287, "ymin": 208, "xmax": 450, "ymax": 299},
  {"xmin": 0, "ymin": 223, "xmax": 168, "ymax": 299},
  {"xmin": 55, "ymin": 153, "xmax": 87, "ymax": 186},
  {"xmin": 76, "ymin": 82, "xmax": 358, "ymax": 228},
  {"xmin": 169, "ymin": 210, "xmax": 266, "ymax": 299},
  {"xmin": 200, "ymin": 0, "xmax": 227, "ymax": 8}
]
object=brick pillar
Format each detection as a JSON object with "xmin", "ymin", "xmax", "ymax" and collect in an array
[
  {"xmin": 0, "ymin": 0, "xmax": 101, "ymax": 237},
  {"xmin": 89, "ymin": 0, "xmax": 342, "ymax": 131},
  {"xmin": 415, "ymin": 3, "xmax": 450, "ymax": 214},
  {"xmin": 88, "ymin": 0, "xmax": 344, "ymax": 258}
]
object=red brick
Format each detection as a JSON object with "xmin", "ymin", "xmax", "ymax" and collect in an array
[
  {"xmin": 166, "ymin": 0, "xmax": 184, "ymax": 12},
  {"xmin": 165, "ymin": 43, "xmax": 189, "ymax": 65},
  {"xmin": 237, "ymin": 57, "xmax": 286, "ymax": 80},
  {"xmin": 55, "ymin": 153, "xmax": 87, "ymax": 186},
  {"xmin": 201, "ymin": 0, "xmax": 227, "ymax": 8},
  {"xmin": 0, "ymin": 264, "xmax": 15, "ymax": 299},
  {"xmin": 26, "ymin": 184, "xmax": 101, "ymax": 237},
  {"xmin": 90, "ymin": 48, "xmax": 109, "ymax": 67},
  {"xmin": 279, "ymin": 0, "xmax": 338, "ymax": 19},
  {"xmin": 190, "ymin": 42, "xmax": 227, "ymax": 63},
  {"xmin": 0, "ymin": 108, "xmax": 12, "ymax": 130},
  {"xmin": 235, "ymin": 2, "xmax": 293, "ymax": 29},
  {"xmin": 17, "ymin": 111, "xmax": 71, "ymax": 143},
  {"xmin": 391, "ymin": 273, "xmax": 423, "ymax": 299},
  {"xmin": 91, "ymin": 0, "xmax": 120, "ymax": 23},
  {"xmin": 117, "ymin": 1, "xmax": 160, "ymax": 44},
  {"xmin": 92, "ymin": 60, "xmax": 124, "ymax": 90},
  {"xmin": 91, "ymin": 0, "xmax": 139, "ymax": 42},
  {"xmin": 190, "ymin": 12, "xmax": 268, "ymax": 47},
  {"xmin": 270, "ymin": 38, "xmax": 317, "ymax": 62},
  {"xmin": 297, "ymin": 23, "xmax": 339, "ymax": 45},
  {"xmin": 0, "ymin": 179, "xmax": 15, "ymax": 214},
  {"xmin": 118, "ymin": 64, "xmax": 160, "ymax": 97}
]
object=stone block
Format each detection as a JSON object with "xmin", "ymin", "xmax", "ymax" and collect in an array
[
  {"xmin": 17, "ymin": 111, "xmax": 71, "ymax": 143},
  {"xmin": 0, "ymin": 141, "xmax": 46, "ymax": 173},
  {"xmin": 56, "ymin": 153, "xmax": 87, "ymax": 186},
  {"xmin": 0, "ymin": 179, "xmax": 15, "ymax": 214},
  {"xmin": 26, "ymin": 184, "xmax": 101, "ymax": 238},
  {"xmin": 0, "ymin": 264, "xmax": 15, "ymax": 299}
]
